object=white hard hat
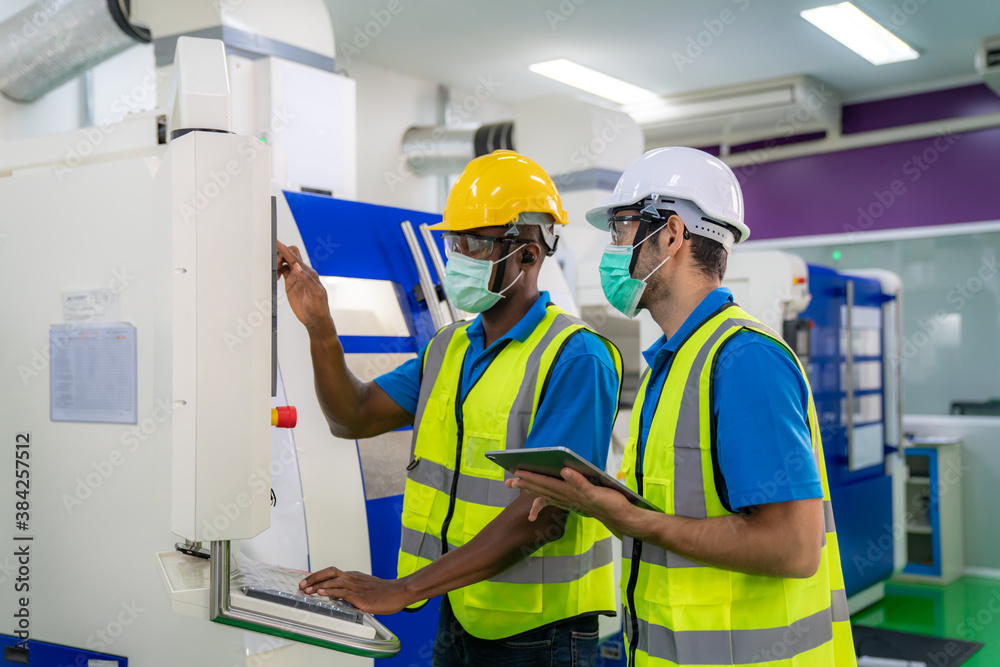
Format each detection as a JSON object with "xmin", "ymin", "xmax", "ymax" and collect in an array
[{"xmin": 586, "ymin": 147, "xmax": 749, "ymax": 247}]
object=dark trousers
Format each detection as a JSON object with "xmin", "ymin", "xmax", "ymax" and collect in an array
[{"xmin": 432, "ymin": 595, "xmax": 601, "ymax": 667}]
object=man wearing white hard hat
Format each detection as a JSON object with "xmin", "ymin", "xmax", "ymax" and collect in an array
[{"xmin": 511, "ymin": 147, "xmax": 856, "ymax": 666}]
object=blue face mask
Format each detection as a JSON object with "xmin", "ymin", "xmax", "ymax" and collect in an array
[
  {"xmin": 598, "ymin": 230, "xmax": 671, "ymax": 319},
  {"xmin": 443, "ymin": 249, "xmax": 523, "ymax": 313}
]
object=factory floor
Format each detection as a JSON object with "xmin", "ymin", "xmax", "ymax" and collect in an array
[{"xmin": 852, "ymin": 576, "xmax": 1000, "ymax": 666}]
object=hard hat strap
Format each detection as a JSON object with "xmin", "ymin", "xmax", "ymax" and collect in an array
[
  {"xmin": 628, "ymin": 217, "xmax": 651, "ymax": 275},
  {"xmin": 489, "ymin": 239, "xmax": 515, "ymax": 294}
]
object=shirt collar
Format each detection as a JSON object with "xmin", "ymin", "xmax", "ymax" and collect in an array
[
  {"xmin": 641, "ymin": 287, "xmax": 734, "ymax": 367},
  {"xmin": 466, "ymin": 291, "xmax": 552, "ymax": 349}
]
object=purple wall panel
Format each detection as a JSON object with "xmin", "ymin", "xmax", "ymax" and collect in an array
[
  {"xmin": 735, "ymin": 126, "xmax": 1000, "ymax": 241},
  {"xmin": 842, "ymin": 84, "xmax": 1000, "ymax": 135}
]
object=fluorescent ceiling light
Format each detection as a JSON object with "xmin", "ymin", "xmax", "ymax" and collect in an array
[
  {"xmin": 528, "ymin": 59, "xmax": 658, "ymax": 105},
  {"xmin": 800, "ymin": 2, "xmax": 919, "ymax": 65}
]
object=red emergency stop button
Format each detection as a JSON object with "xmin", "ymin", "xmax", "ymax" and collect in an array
[{"xmin": 271, "ymin": 406, "xmax": 297, "ymax": 428}]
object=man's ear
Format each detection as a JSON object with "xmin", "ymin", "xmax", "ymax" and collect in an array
[
  {"xmin": 665, "ymin": 214, "xmax": 686, "ymax": 254},
  {"xmin": 520, "ymin": 241, "xmax": 543, "ymax": 265}
]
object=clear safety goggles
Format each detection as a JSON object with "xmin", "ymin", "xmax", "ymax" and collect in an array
[
  {"xmin": 608, "ymin": 215, "xmax": 649, "ymax": 246},
  {"xmin": 609, "ymin": 213, "xmax": 690, "ymax": 246},
  {"xmin": 442, "ymin": 232, "xmax": 530, "ymax": 260}
]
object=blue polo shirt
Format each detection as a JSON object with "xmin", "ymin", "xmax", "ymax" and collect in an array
[
  {"xmin": 375, "ymin": 292, "xmax": 619, "ymax": 470},
  {"xmin": 638, "ymin": 288, "xmax": 823, "ymax": 512}
]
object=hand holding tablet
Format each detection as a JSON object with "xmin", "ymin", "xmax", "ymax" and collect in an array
[{"xmin": 486, "ymin": 446, "xmax": 663, "ymax": 513}]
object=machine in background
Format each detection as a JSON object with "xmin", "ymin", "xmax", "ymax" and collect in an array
[{"xmin": 725, "ymin": 252, "xmax": 905, "ymax": 611}]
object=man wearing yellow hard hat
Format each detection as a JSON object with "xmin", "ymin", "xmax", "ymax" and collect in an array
[{"xmin": 278, "ymin": 150, "xmax": 622, "ymax": 666}]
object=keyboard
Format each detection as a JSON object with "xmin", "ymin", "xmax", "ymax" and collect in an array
[
  {"xmin": 231, "ymin": 553, "xmax": 367, "ymax": 628},
  {"xmin": 240, "ymin": 585, "xmax": 364, "ymax": 624}
]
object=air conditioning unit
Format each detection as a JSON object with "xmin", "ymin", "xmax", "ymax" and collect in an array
[
  {"xmin": 976, "ymin": 35, "xmax": 1000, "ymax": 97},
  {"xmin": 628, "ymin": 75, "xmax": 841, "ymax": 149}
]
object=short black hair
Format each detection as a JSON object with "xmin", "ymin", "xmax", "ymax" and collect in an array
[
  {"xmin": 649, "ymin": 218, "xmax": 728, "ymax": 281},
  {"xmin": 688, "ymin": 233, "xmax": 728, "ymax": 282}
]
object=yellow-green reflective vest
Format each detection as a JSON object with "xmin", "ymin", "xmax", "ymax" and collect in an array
[
  {"xmin": 620, "ymin": 304, "xmax": 856, "ymax": 666},
  {"xmin": 397, "ymin": 304, "xmax": 623, "ymax": 640}
]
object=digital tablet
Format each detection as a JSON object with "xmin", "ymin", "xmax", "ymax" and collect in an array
[{"xmin": 485, "ymin": 446, "xmax": 663, "ymax": 513}]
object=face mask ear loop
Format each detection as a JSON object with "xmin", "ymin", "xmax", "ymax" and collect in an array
[
  {"xmin": 642, "ymin": 253, "xmax": 671, "ymax": 282},
  {"xmin": 496, "ymin": 269, "xmax": 524, "ymax": 297}
]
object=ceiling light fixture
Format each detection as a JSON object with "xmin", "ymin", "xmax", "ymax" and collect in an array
[
  {"xmin": 528, "ymin": 58, "xmax": 659, "ymax": 105},
  {"xmin": 800, "ymin": 2, "xmax": 919, "ymax": 65}
]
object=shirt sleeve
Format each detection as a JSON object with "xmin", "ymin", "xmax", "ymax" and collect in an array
[
  {"xmin": 523, "ymin": 331, "xmax": 620, "ymax": 471},
  {"xmin": 372, "ymin": 341, "xmax": 429, "ymax": 416},
  {"xmin": 713, "ymin": 332, "xmax": 824, "ymax": 512}
]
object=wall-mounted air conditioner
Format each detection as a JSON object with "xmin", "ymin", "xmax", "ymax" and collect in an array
[
  {"xmin": 628, "ymin": 75, "xmax": 841, "ymax": 150},
  {"xmin": 976, "ymin": 35, "xmax": 1000, "ymax": 97}
]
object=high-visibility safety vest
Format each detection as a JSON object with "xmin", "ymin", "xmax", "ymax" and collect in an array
[
  {"xmin": 621, "ymin": 303, "xmax": 856, "ymax": 666},
  {"xmin": 398, "ymin": 304, "xmax": 623, "ymax": 640}
]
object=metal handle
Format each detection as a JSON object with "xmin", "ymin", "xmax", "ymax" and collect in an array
[
  {"xmin": 401, "ymin": 221, "xmax": 445, "ymax": 331},
  {"xmin": 419, "ymin": 223, "xmax": 461, "ymax": 322},
  {"xmin": 893, "ymin": 292, "xmax": 904, "ymax": 460},
  {"xmin": 210, "ymin": 541, "xmax": 400, "ymax": 658},
  {"xmin": 845, "ymin": 280, "xmax": 855, "ymax": 467}
]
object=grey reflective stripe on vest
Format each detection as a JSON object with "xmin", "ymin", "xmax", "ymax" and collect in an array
[
  {"xmin": 672, "ymin": 320, "xmax": 744, "ymax": 519},
  {"xmin": 490, "ymin": 537, "xmax": 614, "ymax": 585},
  {"xmin": 672, "ymin": 316, "xmax": 814, "ymax": 521},
  {"xmin": 505, "ymin": 311, "xmax": 589, "ymax": 450},
  {"xmin": 410, "ymin": 321, "xmax": 468, "ymax": 461},
  {"xmin": 638, "ymin": 603, "xmax": 835, "ymax": 664},
  {"xmin": 831, "ymin": 588, "xmax": 849, "ymax": 623},
  {"xmin": 623, "ymin": 535, "xmax": 704, "ymax": 569},
  {"xmin": 408, "ymin": 458, "xmax": 517, "ymax": 508},
  {"xmin": 824, "ymin": 499, "xmax": 837, "ymax": 533},
  {"xmin": 400, "ymin": 526, "xmax": 455, "ymax": 562}
]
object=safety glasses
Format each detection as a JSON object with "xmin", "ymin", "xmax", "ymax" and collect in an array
[
  {"xmin": 442, "ymin": 232, "xmax": 530, "ymax": 260},
  {"xmin": 608, "ymin": 215, "xmax": 644, "ymax": 246}
]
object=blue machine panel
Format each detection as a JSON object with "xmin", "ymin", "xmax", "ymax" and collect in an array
[
  {"xmin": 285, "ymin": 191, "xmax": 447, "ymax": 346},
  {"xmin": 830, "ymin": 474, "xmax": 894, "ymax": 595},
  {"xmin": 2, "ymin": 635, "xmax": 125, "ymax": 666},
  {"xmin": 287, "ymin": 193, "xmax": 445, "ymax": 665},
  {"xmin": 802, "ymin": 265, "xmax": 896, "ymax": 596}
]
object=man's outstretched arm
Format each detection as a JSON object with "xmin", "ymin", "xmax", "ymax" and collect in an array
[
  {"xmin": 278, "ymin": 241, "xmax": 412, "ymax": 439},
  {"xmin": 300, "ymin": 491, "xmax": 569, "ymax": 615}
]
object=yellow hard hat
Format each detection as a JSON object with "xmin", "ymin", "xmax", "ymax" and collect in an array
[{"xmin": 427, "ymin": 150, "xmax": 569, "ymax": 231}]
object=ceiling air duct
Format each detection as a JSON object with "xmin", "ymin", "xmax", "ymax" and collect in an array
[
  {"xmin": 402, "ymin": 122, "xmax": 514, "ymax": 176},
  {"xmin": 0, "ymin": 0, "xmax": 151, "ymax": 103}
]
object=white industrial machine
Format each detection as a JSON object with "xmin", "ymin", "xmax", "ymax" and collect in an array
[
  {"xmin": 0, "ymin": 1, "xmax": 646, "ymax": 665},
  {"xmin": 0, "ymin": 0, "xmax": 395, "ymax": 663}
]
